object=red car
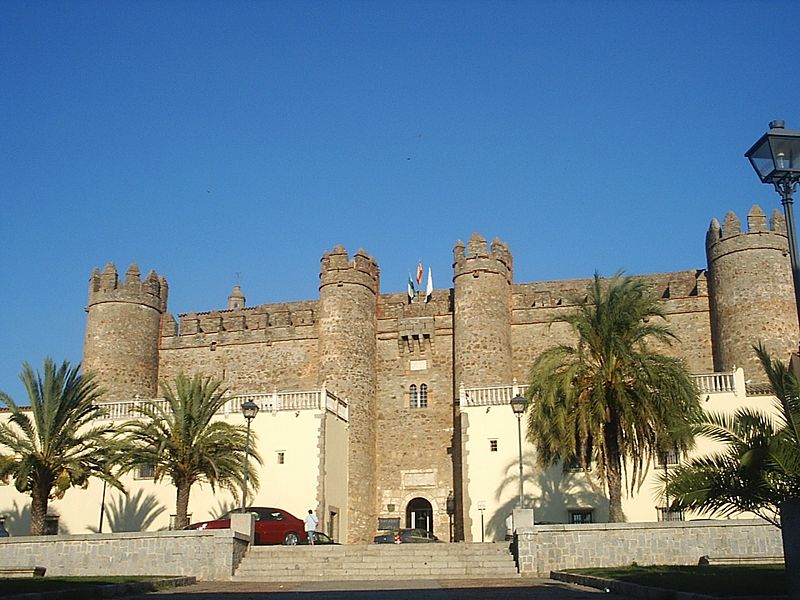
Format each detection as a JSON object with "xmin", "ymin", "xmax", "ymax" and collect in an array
[{"xmin": 185, "ymin": 507, "xmax": 307, "ymax": 545}]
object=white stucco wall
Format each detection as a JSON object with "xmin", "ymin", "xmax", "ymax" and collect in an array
[
  {"xmin": 461, "ymin": 367, "xmax": 783, "ymax": 542},
  {"xmin": 0, "ymin": 400, "xmax": 349, "ymax": 538}
]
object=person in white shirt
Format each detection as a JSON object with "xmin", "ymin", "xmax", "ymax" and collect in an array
[{"xmin": 304, "ymin": 509, "xmax": 318, "ymax": 545}]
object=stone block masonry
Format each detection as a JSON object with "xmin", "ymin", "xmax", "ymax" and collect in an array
[
  {"xmin": 0, "ymin": 529, "xmax": 248, "ymax": 581},
  {"xmin": 515, "ymin": 519, "xmax": 783, "ymax": 576}
]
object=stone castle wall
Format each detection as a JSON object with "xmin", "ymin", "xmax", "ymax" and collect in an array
[
  {"xmin": 510, "ymin": 269, "xmax": 715, "ymax": 380},
  {"xmin": 82, "ymin": 205, "xmax": 799, "ymax": 543},
  {"xmin": 158, "ymin": 301, "xmax": 321, "ymax": 393},
  {"xmin": 374, "ymin": 289, "xmax": 455, "ymax": 541}
]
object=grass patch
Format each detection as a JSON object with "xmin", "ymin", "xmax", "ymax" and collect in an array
[
  {"xmin": 0, "ymin": 576, "xmax": 170, "ymax": 598},
  {"xmin": 568, "ymin": 564, "xmax": 786, "ymax": 597}
]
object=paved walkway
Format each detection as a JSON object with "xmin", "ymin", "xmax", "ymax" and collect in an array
[{"xmin": 132, "ymin": 577, "xmax": 627, "ymax": 599}]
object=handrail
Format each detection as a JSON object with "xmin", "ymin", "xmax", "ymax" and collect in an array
[
  {"xmin": 460, "ymin": 371, "xmax": 739, "ymax": 407},
  {"xmin": 96, "ymin": 388, "xmax": 348, "ymax": 422}
]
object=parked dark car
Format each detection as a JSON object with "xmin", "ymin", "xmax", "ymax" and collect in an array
[
  {"xmin": 300, "ymin": 531, "xmax": 339, "ymax": 545},
  {"xmin": 185, "ymin": 507, "xmax": 307, "ymax": 545},
  {"xmin": 373, "ymin": 528, "xmax": 439, "ymax": 543}
]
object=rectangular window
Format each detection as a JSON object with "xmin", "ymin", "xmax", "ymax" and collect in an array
[
  {"xmin": 277, "ymin": 451, "xmax": 285, "ymax": 465},
  {"xmin": 569, "ymin": 509, "xmax": 593, "ymax": 524},
  {"xmin": 489, "ymin": 439, "xmax": 498, "ymax": 452},
  {"xmin": 409, "ymin": 383, "xmax": 429, "ymax": 409},
  {"xmin": 135, "ymin": 463, "xmax": 156, "ymax": 480}
]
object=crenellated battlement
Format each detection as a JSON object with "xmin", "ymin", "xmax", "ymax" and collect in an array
[
  {"xmin": 705, "ymin": 203, "xmax": 797, "ymax": 378},
  {"xmin": 88, "ymin": 262, "xmax": 168, "ymax": 312},
  {"xmin": 161, "ymin": 300, "xmax": 317, "ymax": 344},
  {"xmin": 706, "ymin": 205, "xmax": 787, "ymax": 257},
  {"xmin": 319, "ymin": 245, "xmax": 380, "ymax": 294},
  {"xmin": 513, "ymin": 270, "xmax": 707, "ymax": 313},
  {"xmin": 453, "ymin": 233, "xmax": 512, "ymax": 281}
]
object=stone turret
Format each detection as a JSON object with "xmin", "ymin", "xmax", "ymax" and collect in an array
[
  {"xmin": 318, "ymin": 246, "xmax": 379, "ymax": 543},
  {"xmin": 83, "ymin": 263, "xmax": 167, "ymax": 402},
  {"xmin": 706, "ymin": 205, "xmax": 799, "ymax": 381},
  {"xmin": 227, "ymin": 284, "xmax": 245, "ymax": 310},
  {"xmin": 452, "ymin": 234, "xmax": 513, "ymax": 389}
]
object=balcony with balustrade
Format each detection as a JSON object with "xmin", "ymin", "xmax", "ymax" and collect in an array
[{"xmin": 96, "ymin": 386, "xmax": 348, "ymax": 422}]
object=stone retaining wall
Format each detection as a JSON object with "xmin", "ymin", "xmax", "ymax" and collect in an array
[
  {"xmin": 516, "ymin": 519, "xmax": 784, "ymax": 576},
  {"xmin": 0, "ymin": 529, "xmax": 248, "ymax": 581}
]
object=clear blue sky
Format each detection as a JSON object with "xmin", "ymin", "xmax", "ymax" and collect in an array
[{"xmin": 2, "ymin": 0, "xmax": 799, "ymax": 402}]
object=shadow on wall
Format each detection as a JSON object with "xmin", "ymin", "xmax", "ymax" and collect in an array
[
  {"xmin": 89, "ymin": 490, "xmax": 167, "ymax": 533},
  {"xmin": 1, "ymin": 500, "xmax": 31, "ymax": 536},
  {"xmin": 486, "ymin": 456, "xmax": 609, "ymax": 539},
  {"xmin": 0, "ymin": 501, "xmax": 71, "ymax": 535},
  {"xmin": 211, "ymin": 499, "xmax": 238, "ymax": 520}
]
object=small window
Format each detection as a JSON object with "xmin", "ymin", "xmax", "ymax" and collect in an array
[
  {"xmin": 409, "ymin": 383, "xmax": 428, "ymax": 409},
  {"xmin": 277, "ymin": 451, "xmax": 285, "ymax": 465},
  {"xmin": 489, "ymin": 439, "xmax": 498, "ymax": 452},
  {"xmin": 136, "ymin": 463, "xmax": 156, "ymax": 479},
  {"xmin": 569, "ymin": 509, "xmax": 593, "ymax": 524}
]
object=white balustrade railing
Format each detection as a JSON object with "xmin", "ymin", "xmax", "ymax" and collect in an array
[
  {"xmin": 460, "ymin": 371, "xmax": 738, "ymax": 408},
  {"xmin": 690, "ymin": 372, "xmax": 736, "ymax": 394},
  {"xmin": 461, "ymin": 384, "xmax": 515, "ymax": 407},
  {"xmin": 96, "ymin": 388, "xmax": 348, "ymax": 422}
]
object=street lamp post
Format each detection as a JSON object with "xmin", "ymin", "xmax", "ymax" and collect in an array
[
  {"xmin": 510, "ymin": 394, "xmax": 528, "ymax": 508},
  {"xmin": 745, "ymin": 120, "xmax": 800, "ymax": 325},
  {"xmin": 240, "ymin": 400, "xmax": 260, "ymax": 512}
]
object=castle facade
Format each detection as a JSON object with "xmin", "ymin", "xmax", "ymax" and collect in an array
[{"xmin": 80, "ymin": 205, "xmax": 798, "ymax": 543}]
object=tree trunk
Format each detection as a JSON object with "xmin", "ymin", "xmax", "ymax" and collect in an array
[
  {"xmin": 781, "ymin": 498, "xmax": 800, "ymax": 600},
  {"xmin": 175, "ymin": 482, "xmax": 191, "ymax": 530},
  {"xmin": 29, "ymin": 481, "xmax": 49, "ymax": 536},
  {"xmin": 604, "ymin": 421, "xmax": 627, "ymax": 523}
]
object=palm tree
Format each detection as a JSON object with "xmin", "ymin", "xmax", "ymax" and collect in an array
[
  {"xmin": 664, "ymin": 344, "xmax": 800, "ymax": 597},
  {"xmin": 525, "ymin": 273, "xmax": 701, "ymax": 522},
  {"xmin": 0, "ymin": 359, "xmax": 121, "ymax": 535},
  {"xmin": 117, "ymin": 374, "xmax": 261, "ymax": 530}
]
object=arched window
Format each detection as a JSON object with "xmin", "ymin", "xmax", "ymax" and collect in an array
[
  {"xmin": 419, "ymin": 383, "xmax": 428, "ymax": 408},
  {"xmin": 409, "ymin": 384, "xmax": 418, "ymax": 408}
]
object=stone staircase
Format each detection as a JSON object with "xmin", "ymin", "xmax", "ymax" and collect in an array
[{"xmin": 232, "ymin": 542, "xmax": 519, "ymax": 582}]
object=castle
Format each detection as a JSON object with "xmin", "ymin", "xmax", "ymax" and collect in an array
[{"xmin": 79, "ymin": 204, "xmax": 798, "ymax": 543}]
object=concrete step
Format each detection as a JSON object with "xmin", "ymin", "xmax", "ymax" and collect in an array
[{"xmin": 232, "ymin": 543, "xmax": 519, "ymax": 582}]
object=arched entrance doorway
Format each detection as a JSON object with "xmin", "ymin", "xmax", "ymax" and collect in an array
[{"xmin": 406, "ymin": 497, "xmax": 433, "ymax": 534}]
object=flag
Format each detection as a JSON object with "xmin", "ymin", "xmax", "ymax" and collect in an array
[
  {"xmin": 415, "ymin": 261, "xmax": 423, "ymax": 286},
  {"xmin": 407, "ymin": 273, "xmax": 415, "ymax": 302},
  {"xmin": 425, "ymin": 267, "xmax": 433, "ymax": 302}
]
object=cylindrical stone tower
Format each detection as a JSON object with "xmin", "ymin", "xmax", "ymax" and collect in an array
[
  {"xmin": 83, "ymin": 263, "xmax": 167, "ymax": 402},
  {"xmin": 453, "ymin": 233, "xmax": 513, "ymax": 389},
  {"xmin": 318, "ymin": 246, "xmax": 379, "ymax": 544},
  {"xmin": 706, "ymin": 205, "xmax": 799, "ymax": 381}
]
